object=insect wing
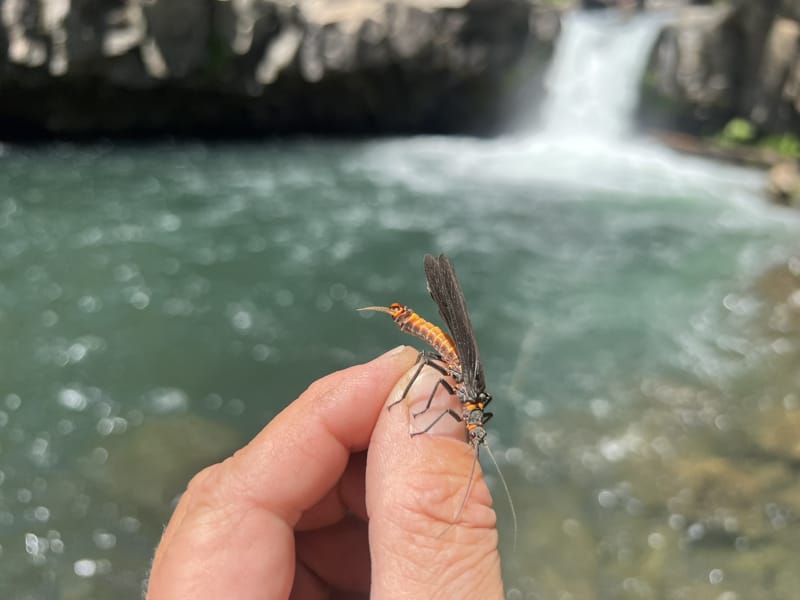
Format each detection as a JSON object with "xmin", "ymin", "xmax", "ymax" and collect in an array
[{"xmin": 423, "ymin": 254, "xmax": 486, "ymax": 391}]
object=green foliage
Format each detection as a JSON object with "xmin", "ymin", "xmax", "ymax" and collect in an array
[
  {"xmin": 762, "ymin": 133, "xmax": 800, "ymax": 159},
  {"xmin": 709, "ymin": 118, "xmax": 800, "ymax": 161},
  {"xmin": 719, "ymin": 118, "xmax": 756, "ymax": 146}
]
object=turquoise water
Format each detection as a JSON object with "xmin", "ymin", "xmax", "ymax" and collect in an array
[{"xmin": 1, "ymin": 139, "xmax": 799, "ymax": 599}]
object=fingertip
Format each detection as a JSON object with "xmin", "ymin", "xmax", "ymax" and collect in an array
[
  {"xmin": 374, "ymin": 344, "xmax": 418, "ymax": 367},
  {"xmin": 368, "ymin": 360, "xmax": 497, "ymax": 528},
  {"xmin": 365, "ymin": 359, "xmax": 503, "ymax": 597}
]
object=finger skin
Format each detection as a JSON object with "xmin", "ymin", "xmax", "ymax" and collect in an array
[
  {"xmin": 147, "ymin": 346, "xmax": 417, "ymax": 600},
  {"xmin": 295, "ymin": 515, "xmax": 371, "ymax": 593},
  {"xmin": 295, "ymin": 451, "xmax": 368, "ymax": 531},
  {"xmin": 367, "ymin": 367, "xmax": 505, "ymax": 599}
]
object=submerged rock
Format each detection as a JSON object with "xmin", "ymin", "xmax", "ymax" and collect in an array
[
  {"xmin": 753, "ymin": 405, "xmax": 800, "ymax": 464},
  {"xmin": 667, "ymin": 456, "xmax": 793, "ymax": 538},
  {"xmin": 83, "ymin": 414, "xmax": 242, "ymax": 521},
  {"xmin": 751, "ymin": 258, "xmax": 800, "ymax": 334}
]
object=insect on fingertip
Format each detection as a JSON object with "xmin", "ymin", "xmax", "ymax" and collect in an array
[{"xmin": 360, "ymin": 254, "xmax": 515, "ymax": 546}]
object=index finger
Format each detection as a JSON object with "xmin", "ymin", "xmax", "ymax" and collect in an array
[
  {"xmin": 148, "ymin": 346, "xmax": 418, "ymax": 600},
  {"xmin": 221, "ymin": 345, "xmax": 418, "ymax": 521}
]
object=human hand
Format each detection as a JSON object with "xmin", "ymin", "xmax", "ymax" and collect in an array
[{"xmin": 147, "ymin": 346, "xmax": 504, "ymax": 599}]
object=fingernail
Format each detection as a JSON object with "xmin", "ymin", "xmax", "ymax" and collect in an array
[{"xmin": 382, "ymin": 345, "xmax": 409, "ymax": 358}]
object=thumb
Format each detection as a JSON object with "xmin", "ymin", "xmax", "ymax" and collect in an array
[{"xmin": 366, "ymin": 361, "xmax": 504, "ymax": 599}]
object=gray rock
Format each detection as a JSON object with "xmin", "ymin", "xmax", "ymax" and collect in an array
[
  {"xmin": 751, "ymin": 17, "xmax": 800, "ymax": 131},
  {"xmin": 142, "ymin": 0, "xmax": 211, "ymax": 78},
  {"xmin": 0, "ymin": 0, "xmax": 541, "ymax": 137},
  {"xmin": 767, "ymin": 160, "xmax": 800, "ymax": 207},
  {"xmin": 641, "ymin": 1, "xmax": 800, "ymax": 136},
  {"xmin": 641, "ymin": 5, "xmax": 739, "ymax": 129}
]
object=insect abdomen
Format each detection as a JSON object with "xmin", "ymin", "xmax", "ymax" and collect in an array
[{"xmin": 395, "ymin": 310, "xmax": 460, "ymax": 367}]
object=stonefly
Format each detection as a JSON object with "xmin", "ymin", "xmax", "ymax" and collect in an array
[{"xmin": 360, "ymin": 254, "xmax": 516, "ymax": 546}]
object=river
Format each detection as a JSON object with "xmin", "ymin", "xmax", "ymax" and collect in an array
[{"xmin": 2, "ymin": 11, "xmax": 800, "ymax": 600}]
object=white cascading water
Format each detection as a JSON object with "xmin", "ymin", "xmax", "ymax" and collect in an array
[
  {"xmin": 519, "ymin": 9, "xmax": 767, "ymax": 200},
  {"xmin": 540, "ymin": 11, "xmax": 665, "ymax": 139},
  {"xmin": 359, "ymin": 9, "xmax": 777, "ymax": 212}
]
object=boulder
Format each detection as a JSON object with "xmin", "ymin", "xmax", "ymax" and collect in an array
[
  {"xmin": 750, "ymin": 16, "xmax": 800, "ymax": 132},
  {"xmin": 640, "ymin": 1, "xmax": 800, "ymax": 136},
  {"xmin": 639, "ymin": 4, "xmax": 742, "ymax": 133},
  {"xmin": 767, "ymin": 160, "xmax": 800, "ymax": 207}
]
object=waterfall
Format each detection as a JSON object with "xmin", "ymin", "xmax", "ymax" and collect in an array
[
  {"xmin": 357, "ymin": 9, "xmax": 768, "ymax": 205},
  {"xmin": 539, "ymin": 11, "xmax": 666, "ymax": 139}
]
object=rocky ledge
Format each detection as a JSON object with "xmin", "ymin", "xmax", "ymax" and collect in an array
[
  {"xmin": 636, "ymin": 0, "xmax": 800, "ymax": 208},
  {"xmin": 0, "ymin": 0, "xmax": 548, "ymax": 138},
  {"xmin": 639, "ymin": 0, "xmax": 800, "ymax": 137}
]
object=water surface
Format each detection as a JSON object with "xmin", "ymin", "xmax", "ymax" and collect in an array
[{"xmin": 1, "ymin": 137, "xmax": 799, "ymax": 598}]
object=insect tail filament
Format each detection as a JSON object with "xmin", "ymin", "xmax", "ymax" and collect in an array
[{"xmin": 484, "ymin": 442, "xmax": 518, "ymax": 553}]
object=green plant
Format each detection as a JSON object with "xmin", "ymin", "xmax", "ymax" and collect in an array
[
  {"xmin": 762, "ymin": 133, "xmax": 800, "ymax": 159},
  {"xmin": 719, "ymin": 118, "xmax": 756, "ymax": 146}
]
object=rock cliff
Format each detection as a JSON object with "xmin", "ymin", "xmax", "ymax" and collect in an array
[
  {"xmin": 640, "ymin": 0, "xmax": 800, "ymax": 136},
  {"xmin": 0, "ymin": 0, "xmax": 542, "ymax": 138}
]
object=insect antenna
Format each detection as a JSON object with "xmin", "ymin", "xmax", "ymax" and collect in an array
[{"xmin": 484, "ymin": 442, "xmax": 518, "ymax": 552}]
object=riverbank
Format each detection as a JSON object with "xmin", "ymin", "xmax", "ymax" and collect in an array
[{"xmin": 634, "ymin": 0, "xmax": 800, "ymax": 208}]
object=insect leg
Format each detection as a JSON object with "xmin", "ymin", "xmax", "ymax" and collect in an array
[
  {"xmin": 410, "ymin": 407, "xmax": 462, "ymax": 437},
  {"xmin": 387, "ymin": 350, "xmax": 449, "ymax": 411},
  {"xmin": 411, "ymin": 377, "xmax": 456, "ymax": 418}
]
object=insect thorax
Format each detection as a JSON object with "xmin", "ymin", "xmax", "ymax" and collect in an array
[{"xmin": 465, "ymin": 407, "xmax": 485, "ymax": 426}]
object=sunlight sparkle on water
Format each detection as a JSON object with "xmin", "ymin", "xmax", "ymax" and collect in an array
[
  {"xmin": 5, "ymin": 394, "xmax": 22, "ymax": 411},
  {"xmin": 93, "ymin": 530, "xmax": 117, "ymax": 550},
  {"xmin": 73, "ymin": 559, "xmax": 98, "ymax": 577},
  {"xmin": 32, "ymin": 506, "xmax": 50, "ymax": 523},
  {"xmin": 147, "ymin": 388, "xmax": 189, "ymax": 414}
]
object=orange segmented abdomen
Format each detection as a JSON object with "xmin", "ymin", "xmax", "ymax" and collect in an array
[{"xmin": 394, "ymin": 310, "xmax": 460, "ymax": 368}]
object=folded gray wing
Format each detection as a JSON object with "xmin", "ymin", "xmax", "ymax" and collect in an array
[{"xmin": 423, "ymin": 254, "xmax": 486, "ymax": 391}]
